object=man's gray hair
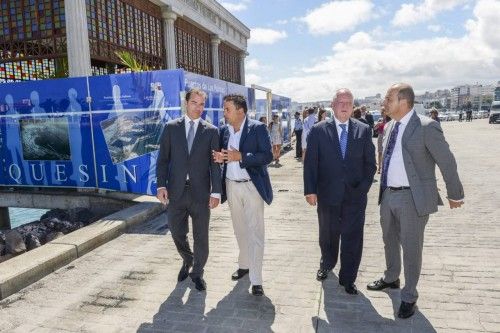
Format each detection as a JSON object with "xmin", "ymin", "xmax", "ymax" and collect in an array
[{"xmin": 333, "ymin": 88, "xmax": 354, "ymax": 102}]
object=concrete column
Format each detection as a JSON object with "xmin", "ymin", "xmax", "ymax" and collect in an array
[
  {"xmin": 65, "ymin": 0, "xmax": 92, "ymax": 77},
  {"xmin": 0, "ymin": 207, "xmax": 11, "ymax": 230},
  {"xmin": 239, "ymin": 51, "xmax": 249, "ymax": 86},
  {"xmin": 211, "ymin": 36, "xmax": 221, "ymax": 79},
  {"xmin": 162, "ymin": 10, "xmax": 178, "ymax": 69}
]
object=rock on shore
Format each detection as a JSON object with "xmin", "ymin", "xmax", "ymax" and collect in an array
[{"xmin": 0, "ymin": 208, "xmax": 96, "ymax": 263}]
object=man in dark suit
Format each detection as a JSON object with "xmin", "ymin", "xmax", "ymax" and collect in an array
[
  {"xmin": 304, "ymin": 88, "xmax": 376, "ymax": 295},
  {"xmin": 367, "ymin": 83, "xmax": 464, "ymax": 319},
  {"xmin": 213, "ymin": 94, "xmax": 273, "ymax": 296},
  {"xmin": 156, "ymin": 88, "xmax": 222, "ymax": 291}
]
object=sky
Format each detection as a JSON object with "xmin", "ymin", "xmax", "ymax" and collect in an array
[{"xmin": 221, "ymin": 0, "xmax": 500, "ymax": 102}]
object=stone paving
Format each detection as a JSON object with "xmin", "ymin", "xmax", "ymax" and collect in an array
[{"xmin": 0, "ymin": 119, "xmax": 499, "ymax": 332}]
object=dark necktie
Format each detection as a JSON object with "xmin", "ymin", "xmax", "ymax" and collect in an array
[
  {"xmin": 339, "ymin": 124, "xmax": 347, "ymax": 159},
  {"xmin": 381, "ymin": 122, "xmax": 401, "ymax": 190},
  {"xmin": 187, "ymin": 120, "xmax": 195, "ymax": 153}
]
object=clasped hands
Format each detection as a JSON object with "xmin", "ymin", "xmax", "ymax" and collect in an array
[{"xmin": 212, "ymin": 147, "xmax": 242, "ymax": 164}]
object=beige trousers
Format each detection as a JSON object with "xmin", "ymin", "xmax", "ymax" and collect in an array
[{"xmin": 226, "ymin": 180, "xmax": 265, "ymax": 285}]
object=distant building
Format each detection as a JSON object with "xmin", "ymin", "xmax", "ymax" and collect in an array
[
  {"xmin": 450, "ymin": 83, "xmax": 495, "ymax": 110},
  {"xmin": 0, "ymin": 0, "xmax": 250, "ymax": 85},
  {"xmin": 495, "ymin": 82, "xmax": 500, "ymax": 101}
]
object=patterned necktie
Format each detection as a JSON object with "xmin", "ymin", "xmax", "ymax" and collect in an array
[
  {"xmin": 187, "ymin": 120, "xmax": 195, "ymax": 153},
  {"xmin": 381, "ymin": 122, "xmax": 401, "ymax": 189},
  {"xmin": 339, "ymin": 124, "xmax": 347, "ymax": 159}
]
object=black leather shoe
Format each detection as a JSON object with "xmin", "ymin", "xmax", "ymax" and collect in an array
[
  {"xmin": 367, "ymin": 278, "xmax": 400, "ymax": 291},
  {"xmin": 231, "ymin": 269, "xmax": 249, "ymax": 281},
  {"xmin": 316, "ymin": 269, "xmax": 329, "ymax": 281},
  {"xmin": 252, "ymin": 285, "xmax": 264, "ymax": 296},
  {"xmin": 398, "ymin": 301, "xmax": 416, "ymax": 319},
  {"xmin": 341, "ymin": 282, "xmax": 358, "ymax": 295},
  {"xmin": 192, "ymin": 277, "xmax": 207, "ymax": 291},
  {"xmin": 177, "ymin": 262, "xmax": 191, "ymax": 282}
]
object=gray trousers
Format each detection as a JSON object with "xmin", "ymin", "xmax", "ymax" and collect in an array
[
  {"xmin": 167, "ymin": 185, "xmax": 210, "ymax": 279},
  {"xmin": 380, "ymin": 188, "xmax": 429, "ymax": 303}
]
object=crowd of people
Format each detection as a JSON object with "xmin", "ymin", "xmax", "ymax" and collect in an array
[{"xmin": 155, "ymin": 84, "xmax": 465, "ymax": 320}]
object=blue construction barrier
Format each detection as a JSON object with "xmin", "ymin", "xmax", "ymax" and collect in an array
[{"xmin": 0, "ymin": 70, "xmax": 291, "ymax": 195}]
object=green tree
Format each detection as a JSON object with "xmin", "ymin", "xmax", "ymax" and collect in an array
[
  {"xmin": 115, "ymin": 51, "xmax": 150, "ymax": 72},
  {"xmin": 429, "ymin": 101, "xmax": 443, "ymax": 109}
]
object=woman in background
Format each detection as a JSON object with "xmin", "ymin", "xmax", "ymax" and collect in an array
[{"xmin": 269, "ymin": 114, "xmax": 283, "ymax": 165}]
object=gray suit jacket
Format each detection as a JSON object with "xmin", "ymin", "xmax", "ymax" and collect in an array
[
  {"xmin": 379, "ymin": 112, "xmax": 464, "ymax": 216},
  {"xmin": 156, "ymin": 117, "xmax": 222, "ymax": 203}
]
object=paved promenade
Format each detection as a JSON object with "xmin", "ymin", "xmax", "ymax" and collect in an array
[{"xmin": 0, "ymin": 119, "xmax": 499, "ymax": 333}]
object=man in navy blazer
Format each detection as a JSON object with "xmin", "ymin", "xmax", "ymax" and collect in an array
[
  {"xmin": 213, "ymin": 94, "xmax": 273, "ymax": 296},
  {"xmin": 304, "ymin": 88, "xmax": 376, "ymax": 295}
]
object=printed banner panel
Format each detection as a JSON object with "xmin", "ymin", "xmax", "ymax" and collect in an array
[
  {"xmin": 88, "ymin": 70, "xmax": 184, "ymax": 194},
  {"xmin": 185, "ymin": 72, "xmax": 227, "ymax": 128},
  {"xmin": 0, "ymin": 70, "xmax": 292, "ymax": 194},
  {"xmin": 272, "ymin": 94, "xmax": 292, "ymax": 144},
  {"xmin": 0, "ymin": 77, "xmax": 96, "ymax": 188}
]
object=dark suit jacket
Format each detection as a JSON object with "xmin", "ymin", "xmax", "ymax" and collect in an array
[
  {"xmin": 378, "ymin": 113, "xmax": 464, "ymax": 216},
  {"xmin": 156, "ymin": 117, "xmax": 222, "ymax": 203},
  {"xmin": 220, "ymin": 118, "xmax": 274, "ymax": 205},
  {"xmin": 304, "ymin": 118, "xmax": 377, "ymax": 205}
]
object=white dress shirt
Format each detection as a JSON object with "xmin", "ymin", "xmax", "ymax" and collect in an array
[
  {"xmin": 184, "ymin": 114, "xmax": 201, "ymax": 137},
  {"xmin": 226, "ymin": 117, "xmax": 251, "ymax": 181},
  {"xmin": 333, "ymin": 116, "xmax": 349, "ymax": 141},
  {"xmin": 386, "ymin": 110, "xmax": 414, "ymax": 187}
]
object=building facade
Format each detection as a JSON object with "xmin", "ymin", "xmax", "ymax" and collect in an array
[
  {"xmin": 0, "ymin": 0, "xmax": 250, "ymax": 85},
  {"xmin": 450, "ymin": 84, "xmax": 495, "ymax": 110}
]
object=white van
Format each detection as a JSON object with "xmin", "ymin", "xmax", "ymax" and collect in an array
[{"xmin": 489, "ymin": 101, "xmax": 500, "ymax": 124}]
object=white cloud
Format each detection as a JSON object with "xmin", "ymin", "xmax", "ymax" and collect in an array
[
  {"xmin": 263, "ymin": 0, "xmax": 500, "ymax": 102},
  {"xmin": 245, "ymin": 73, "xmax": 262, "ymax": 85},
  {"xmin": 392, "ymin": 0, "xmax": 470, "ymax": 27},
  {"xmin": 276, "ymin": 19, "xmax": 288, "ymax": 25},
  {"xmin": 427, "ymin": 24, "xmax": 442, "ymax": 32},
  {"xmin": 246, "ymin": 58, "xmax": 262, "ymax": 71},
  {"xmin": 249, "ymin": 28, "xmax": 287, "ymax": 45},
  {"xmin": 220, "ymin": 0, "xmax": 250, "ymax": 12},
  {"xmin": 301, "ymin": 0, "xmax": 375, "ymax": 35}
]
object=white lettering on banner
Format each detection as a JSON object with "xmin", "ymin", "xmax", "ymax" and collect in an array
[
  {"xmin": 55, "ymin": 164, "xmax": 67, "ymax": 182},
  {"xmin": 8, "ymin": 164, "xmax": 22, "ymax": 183},
  {"xmin": 31, "ymin": 164, "xmax": 44, "ymax": 181},
  {"xmin": 101, "ymin": 164, "xmax": 108, "ymax": 183},
  {"xmin": 79, "ymin": 165, "xmax": 90, "ymax": 182},
  {"xmin": 123, "ymin": 165, "xmax": 137, "ymax": 183}
]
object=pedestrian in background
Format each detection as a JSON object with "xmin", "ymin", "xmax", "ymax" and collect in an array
[
  {"xmin": 302, "ymin": 107, "xmax": 317, "ymax": 161},
  {"xmin": 374, "ymin": 106, "xmax": 391, "ymax": 174},
  {"xmin": 293, "ymin": 111, "xmax": 303, "ymax": 159},
  {"xmin": 353, "ymin": 107, "xmax": 368, "ymax": 124},
  {"xmin": 269, "ymin": 114, "xmax": 283, "ymax": 165}
]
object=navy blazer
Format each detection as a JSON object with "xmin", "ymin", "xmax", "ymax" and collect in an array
[
  {"xmin": 303, "ymin": 118, "xmax": 376, "ymax": 206},
  {"xmin": 220, "ymin": 118, "xmax": 274, "ymax": 205}
]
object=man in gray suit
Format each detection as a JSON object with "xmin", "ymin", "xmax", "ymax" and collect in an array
[
  {"xmin": 156, "ymin": 88, "xmax": 222, "ymax": 291},
  {"xmin": 367, "ymin": 83, "xmax": 464, "ymax": 318}
]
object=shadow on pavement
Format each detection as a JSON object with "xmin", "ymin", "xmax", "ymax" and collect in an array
[
  {"xmin": 137, "ymin": 282, "xmax": 206, "ymax": 332},
  {"xmin": 137, "ymin": 279, "xmax": 275, "ymax": 332},
  {"xmin": 312, "ymin": 274, "xmax": 436, "ymax": 333},
  {"xmin": 204, "ymin": 279, "xmax": 275, "ymax": 332}
]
